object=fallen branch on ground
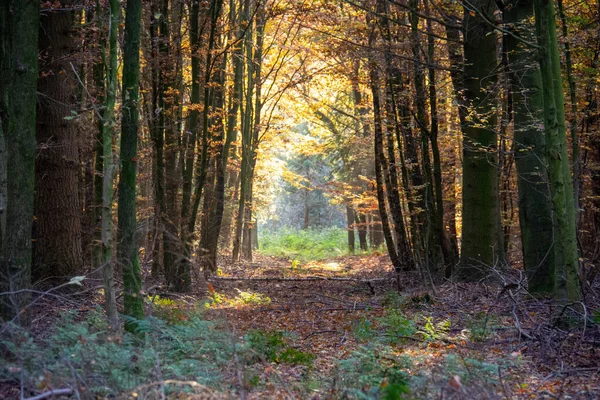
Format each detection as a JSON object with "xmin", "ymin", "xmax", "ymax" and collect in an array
[
  {"xmin": 209, "ymin": 276, "xmax": 388, "ymax": 283},
  {"xmin": 25, "ymin": 388, "xmax": 73, "ymax": 400}
]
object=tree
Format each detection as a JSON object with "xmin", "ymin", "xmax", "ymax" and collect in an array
[
  {"xmin": 0, "ymin": 0, "xmax": 39, "ymax": 323},
  {"xmin": 118, "ymin": 0, "xmax": 145, "ymax": 327},
  {"xmin": 533, "ymin": 0, "xmax": 582, "ymax": 303},
  {"xmin": 458, "ymin": 0, "xmax": 504, "ymax": 278},
  {"xmin": 101, "ymin": 0, "xmax": 120, "ymax": 330},
  {"xmin": 505, "ymin": 0, "xmax": 555, "ymax": 293},
  {"xmin": 34, "ymin": 0, "xmax": 83, "ymax": 281}
]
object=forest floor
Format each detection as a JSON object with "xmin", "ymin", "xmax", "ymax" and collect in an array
[
  {"xmin": 2, "ymin": 254, "xmax": 600, "ymax": 399},
  {"xmin": 204, "ymin": 253, "xmax": 600, "ymax": 399}
]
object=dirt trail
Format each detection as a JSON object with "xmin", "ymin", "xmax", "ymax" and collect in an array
[{"xmin": 205, "ymin": 254, "xmax": 600, "ymax": 399}]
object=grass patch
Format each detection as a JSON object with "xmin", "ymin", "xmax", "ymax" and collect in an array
[{"xmin": 258, "ymin": 227, "xmax": 350, "ymax": 261}]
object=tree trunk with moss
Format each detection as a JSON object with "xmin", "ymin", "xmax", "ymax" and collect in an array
[
  {"xmin": 533, "ymin": 0, "xmax": 582, "ymax": 303},
  {"xmin": 101, "ymin": 0, "xmax": 119, "ymax": 331},
  {"xmin": 505, "ymin": 0, "xmax": 555, "ymax": 293},
  {"xmin": 118, "ymin": 0, "xmax": 144, "ymax": 328},
  {"xmin": 0, "ymin": 0, "xmax": 39, "ymax": 324},
  {"xmin": 458, "ymin": 0, "xmax": 503, "ymax": 278}
]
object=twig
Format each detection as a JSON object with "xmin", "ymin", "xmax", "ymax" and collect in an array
[
  {"xmin": 24, "ymin": 389, "xmax": 73, "ymax": 400},
  {"xmin": 302, "ymin": 330, "xmax": 340, "ymax": 341}
]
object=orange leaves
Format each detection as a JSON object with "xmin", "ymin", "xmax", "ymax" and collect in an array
[{"xmin": 448, "ymin": 375, "xmax": 462, "ymax": 390}]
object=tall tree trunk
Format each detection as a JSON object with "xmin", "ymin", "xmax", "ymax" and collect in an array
[
  {"xmin": 92, "ymin": 1, "xmax": 107, "ymax": 273},
  {"xmin": 505, "ymin": 0, "xmax": 555, "ymax": 293},
  {"xmin": 0, "ymin": 0, "xmax": 39, "ymax": 324},
  {"xmin": 409, "ymin": 0, "xmax": 441, "ymax": 271},
  {"xmin": 367, "ymin": 19, "xmax": 401, "ymax": 270},
  {"xmin": 118, "ymin": 0, "xmax": 144, "ymax": 328},
  {"xmin": 203, "ymin": 37, "xmax": 228, "ymax": 273},
  {"xmin": 157, "ymin": 0, "xmax": 179, "ymax": 289},
  {"xmin": 189, "ymin": 0, "xmax": 224, "ymax": 274},
  {"xmin": 101, "ymin": 0, "xmax": 120, "ymax": 331},
  {"xmin": 459, "ymin": 0, "xmax": 503, "ymax": 278},
  {"xmin": 533, "ymin": 0, "xmax": 582, "ymax": 303},
  {"xmin": 232, "ymin": 0, "xmax": 255, "ymax": 261},
  {"xmin": 34, "ymin": 2, "xmax": 83, "ymax": 281},
  {"xmin": 149, "ymin": 2, "xmax": 166, "ymax": 280},
  {"xmin": 425, "ymin": 0, "xmax": 456, "ymax": 268},
  {"xmin": 556, "ymin": 0, "xmax": 581, "ymax": 220},
  {"xmin": 377, "ymin": 0, "xmax": 413, "ymax": 269}
]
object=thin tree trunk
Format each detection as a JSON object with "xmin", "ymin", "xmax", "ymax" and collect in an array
[
  {"xmin": 101, "ymin": 0, "xmax": 120, "ymax": 331},
  {"xmin": 409, "ymin": 0, "xmax": 440, "ymax": 271},
  {"xmin": 346, "ymin": 206, "xmax": 355, "ymax": 253},
  {"xmin": 92, "ymin": 1, "xmax": 106, "ymax": 273},
  {"xmin": 556, "ymin": 0, "xmax": 581, "ymax": 219},
  {"xmin": 232, "ymin": 0, "xmax": 254, "ymax": 261},
  {"xmin": 367, "ymin": 14, "xmax": 401, "ymax": 269}
]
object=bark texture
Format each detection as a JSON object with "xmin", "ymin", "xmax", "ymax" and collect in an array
[{"xmin": 35, "ymin": 2, "xmax": 83, "ymax": 280}]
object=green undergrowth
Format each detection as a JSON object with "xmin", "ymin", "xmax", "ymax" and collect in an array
[
  {"xmin": 259, "ymin": 227, "xmax": 356, "ymax": 261},
  {"xmin": 332, "ymin": 293, "xmax": 520, "ymax": 399},
  {"xmin": 0, "ymin": 305, "xmax": 233, "ymax": 398},
  {"xmin": 0, "ymin": 301, "xmax": 317, "ymax": 398},
  {"xmin": 244, "ymin": 329, "xmax": 315, "ymax": 366}
]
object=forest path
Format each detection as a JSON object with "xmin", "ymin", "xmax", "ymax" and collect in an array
[
  {"xmin": 202, "ymin": 254, "xmax": 598, "ymax": 399},
  {"xmin": 205, "ymin": 253, "xmax": 400, "ymax": 398}
]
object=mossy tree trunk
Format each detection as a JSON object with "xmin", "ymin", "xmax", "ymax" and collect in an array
[
  {"xmin": 533, "ymin": 0, "xmax": 582, "ymax": 303},
  {"xmin": 505, "ymin": 0, "xmax": 555, "ymax": 293},
  {"xmin": 459, "ymin": 0, "xmax": 503, "ymax": 278},
  {"xmin": 101, "ymin": 0, "xmax": 120, "ymax": 331},
  {"xmin": 118, "ymin": 0, "xmax": 144, "ymax": 328}
]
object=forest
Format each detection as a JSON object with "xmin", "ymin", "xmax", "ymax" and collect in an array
[{"xmin": 1, "ymin": 0, "xmax": 600, "ymax": 398}]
